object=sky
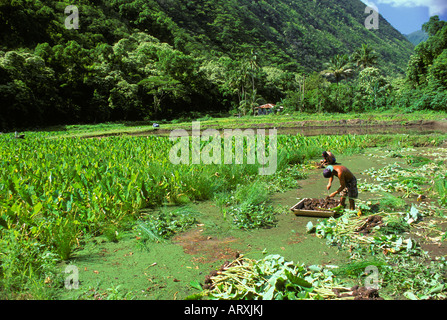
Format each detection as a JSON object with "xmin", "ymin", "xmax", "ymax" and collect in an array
[{"xmin": 360, "ymin": 0, "xmax": 447, "ymax": 34}]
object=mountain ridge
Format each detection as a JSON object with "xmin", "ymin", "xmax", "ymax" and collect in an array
[
  {"xmin": 128, "ymin": 0, "xmax": 414, "ymax": 73},
  {"xmin": 0, "ymin": 0, "xmax": 414, "ymax": 73},
  {"xmin": 0, "ymin": 0, "xmax": 418, "ymax": 129},
  {"xmin": 405, "ymin": 29, "xmax": 429, "ymax": 46}
]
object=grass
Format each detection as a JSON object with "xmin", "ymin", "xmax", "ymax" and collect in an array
[
  {"xmin": 220, "ymin": 181, "xmax": 277, "ymax": 229},
  {"xmin": 377, "ymin": 193, "xmax": 407, "ymax": 212},
  {"xmin": 332, "ymin": 259, "xmax": 388, "ymax": 278}
]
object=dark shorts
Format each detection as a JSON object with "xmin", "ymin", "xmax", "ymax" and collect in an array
[{"xmin": 340, "ymin": 177, "xmax": 358, "ymax": 199}]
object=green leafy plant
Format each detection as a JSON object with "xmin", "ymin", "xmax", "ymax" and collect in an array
[
  {"xmin": 219, "ymin": 181, "xmax": 277, "ymax": 229},
  {"xmin": 136, "ymin": 206, "xmax": 198, "ymax": 241},
  {"xmin": 50, "ymin": 215, "xmax": 80, "ymax": 260},
  {"xmin": 406, "ymin": 155, "xmax": 431, "ymax": 167},
  {"xmin": 234, "ymin": 182, "xmax": 270, "ymax": 206},
  {"xmin": 227, "ymin": 202, "xmax": 276, "ymax": 230},
  {"xmin": 377, "ymin": 193, "xmax": 407, "ymax": 212},
  {"xmin": 204, "ymin": 254, "xmax": 352, "ymax": 300},
  {"xmin": 434, "ymin": 178, "xmax": 447, "ymax": 206}
]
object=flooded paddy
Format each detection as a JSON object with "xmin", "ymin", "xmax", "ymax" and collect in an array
[
  {"xmin": 125, "ymin": 119, "xmax": 447, "ymax": 138},
  {"xmin": 58, "ymin": 142, "xmax": 447, "ymax": 300}
]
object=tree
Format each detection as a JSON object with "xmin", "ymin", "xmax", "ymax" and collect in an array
[
  {"xmin": 321, "ymin": 54, "xmax": 354, "ymax": 107},
  {"xmin": 351, "ymin": 44, "xmax": 379, "ymax": 70},
  {"xmin": 246, "ymin": 49, "xmax": 260, "ymax": 94},
  {"xmin": 138, "ymin": 75, "xmax": 185, "ymax": 115},
  {"xmin": 407, "ymin": 16, "xmax": 447, "ymax": 87},
  {"xmin": 405, "ymin": 16, "xmax": 447, "ymax": 111},
  {"xmin": 239, "ymin": 88, "xmax": 264, "ymax": 115},
  {"xmin": 302, "ymin": 72, "xmax": 329, "ymax": 113},
  {"xmin": 216, "ymin": 57, "xmax": 256, "ymax": 113},
  {"xmin": 428, "ymin": 50, "xmax": 447, "ymax": 89},
  {"xmin": 0, "ymin": 50, "xmax": 60, "ymax": 129},
  {"xmin": 321, "ymin": 54, "xmax": 354, "ymax": 85},
  {"xmin": 422, "ymin": 15, "xmax": 447, "ymax": 37},
  {"xmin": 353, "ymin": 67, "xmax": 390, "ymax": 111},
  {"xmin": 108, "ymin": 80, "xmax": 141, "ymax": 119}
]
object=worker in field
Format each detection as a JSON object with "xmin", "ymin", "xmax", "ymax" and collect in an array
[
  {"xmin": 320, "ymin": 151, "xmax": 336, "ymax": 167},
  {"xmin": 323, "ymin": 165, "xmax": 358, "ymax": 210}
]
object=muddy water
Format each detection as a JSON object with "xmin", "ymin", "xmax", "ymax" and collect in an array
[{"xmin": 131, "ymin": 120, "xmax": 447, "ymax": 137}]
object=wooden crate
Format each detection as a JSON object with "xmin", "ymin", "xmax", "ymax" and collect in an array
[{"xmin": 290, "ymin": 198, "xmax": 335, "ymax": 218}]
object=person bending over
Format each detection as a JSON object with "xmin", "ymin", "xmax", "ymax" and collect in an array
[
  {"xmin": 323, "ymin": 165, "xmax": 358, "ymax": 210},
  {"xmin": 320, "ymin": 151, "xmax": 336, "ymax": 167}
]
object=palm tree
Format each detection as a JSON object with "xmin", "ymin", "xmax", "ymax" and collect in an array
[
  {"xmin": 351, "ymin": 44, "xmax": 379, "ymax": 70},
  {"xmin": 320, "ymin": 54, "xmax": 354, "ymax": 85},
  {"xmin": 321, "ymin": 55, "xmax": 354, "ymax": 107}
]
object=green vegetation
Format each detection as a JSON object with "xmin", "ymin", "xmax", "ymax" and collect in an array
[
  {"xmin": 360, "ymin": 158, "xmax": 445, "ymax": 198},
  {"xmin": 405, "ymin": 30, "xmax": 429, "ymax": 46},
  {"xmin": 1, "ymin": 130, "xmax": 447, "ymax": 299},
  {"xmin": 0, "ymin": 0, "xmax": 428, "ymax": 130},
  {"xmin": 310, "ymin": 205, "xmax": 447, "ymax": 299},
  {"xmin": 218, "ymin": 182, "xmax": 277, "ymax": 229},
  {"xmin": 0, "ymin": 131, "xmax": 366, "ymax": 297},
  {"xmin": 435, "ymin": 178, "xmax": 447, "ymax": 207},
  {"xmin": 195, "ymin": 141, "xmax": 447, "ymax": 301},
  {"xmin": 307, "ymin": 145, "xmax": 447, "ymax": 299},
  {"xmin": 136, "ymin": 206, "xmax": 199, "ymax": 243},
  {"xmin": 1, "ymin": 0, "xmax": 447, "ymax": 302},
  {"xmin": 202, "ymin": 254, "xmax": 350, "ymax": 300},
  {"xmin": 404, "ymin": 16, "xmax": 447, "ymax": 112}
]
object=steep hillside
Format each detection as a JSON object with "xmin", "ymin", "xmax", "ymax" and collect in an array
[
  {"xmin": 160, "ymin": 0, "xmax": 414, "ymax": 73},
  {"xmin": 1, "ymin": 0, "xmax": 413, "ymax": 72},
  {"xmin": 0, "ymin": 0, "xmax": 416, "ymax": 129},
  {"xmin": 405, "ymin": 30, "xmax": 429, "ymax": 46}
]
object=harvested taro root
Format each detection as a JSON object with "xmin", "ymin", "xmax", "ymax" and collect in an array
[
  {"xmin": 301, "ymin": 198, "xmax": 340, "ymax": 210},
  {"xmin": 333, "ymin": 285, "xmax": 384, "ymax": 300},
  {"xmin": 356, "ymin": 215, "xmax": 383, "ymax": 235}
]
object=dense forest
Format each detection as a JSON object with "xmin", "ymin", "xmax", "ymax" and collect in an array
[{"xmin": 0, "ymin": 0, "xmax": 446, "ymax": 130}]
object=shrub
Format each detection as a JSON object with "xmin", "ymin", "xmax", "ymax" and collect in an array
[{"xmin": 227, "ymin": 202, "xmax": 276, "ymax": 230}]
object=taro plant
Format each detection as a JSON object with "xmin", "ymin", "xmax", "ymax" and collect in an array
[
  {"xmin": 49, "ymin": 214, "xmax": 81, "ymax": 260},
  {"xmin": 219, "ymin": 181, "xmax": 277, "ymax": 229},
  {"xmin": 227, "ymin": 202, "xmax": 276, "ymax": 230},
  {"xmin": 135, "ymin": 206, "xmax": 199, "ymax": 243}
]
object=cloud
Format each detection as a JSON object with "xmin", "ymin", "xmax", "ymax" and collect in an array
[{"xmin": 361, "ymin": 0, "xmax": 447, "ymax": 16}]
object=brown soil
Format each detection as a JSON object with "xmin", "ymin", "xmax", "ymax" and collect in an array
[
  {"xmin": 301, "ymin": 198, "xmax": 340, "ymax": 210},
  {"xmin": 356, "ymin": 215, "xmax": 383, "ymax": 235},
  {"xmin": 333, "ymin": 285, "xmax": 383, "ymax": 300},
  {"xmin": 172, "ymin": 228, "xmax": 240, "ymax": 264},
  {"xmin": 411, "ymin": 217, "xmax": 447, "ymax": 259}
]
